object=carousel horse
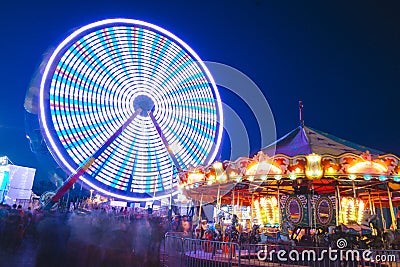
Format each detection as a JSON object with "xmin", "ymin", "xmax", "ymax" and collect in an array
[
  {"xmin": 202, "ymin": 226, "xmax": 216, "ymax": 252},
  {"xmin": 220, "ymin": 224, "xmax": 239, "ymax": 255},
  {"xmin": 279, "ymin": 220, "xmax": 295, "ymax": 244},
  {"xmin": 381, "ymin": 213, "xmax": 400, "ymax": 249},
  {"xmin": 313, "ymin": 227, "xmax": 331, "ymax": 247},
  {"xmin": 248, "ymin": 224, "xmax": 261, "ymax": 244},
  {"xmin": 331, "ymin": 211, "xmax": 384, "ymax": 249},
  {"xmin": 224, "ymin": 224, "xmax": 240, "ymax": 243},
  {"xmin": 383, "ymin": 230, "xmax": 400, "ymax": 249}
]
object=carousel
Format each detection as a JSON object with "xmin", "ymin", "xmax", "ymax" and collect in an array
[{"xmin": 178, "ymin": 113, "xmax": 400, "ymax": 252}]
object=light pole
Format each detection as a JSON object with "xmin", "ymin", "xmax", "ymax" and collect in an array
[{"xmin": 89, "ymin": 189, "xmax": 94, "ymax": 202}]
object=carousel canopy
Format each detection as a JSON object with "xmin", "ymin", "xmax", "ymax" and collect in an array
[{"xmin": 262, "ymin": 125, "xmax": 383, "ymax": 157}]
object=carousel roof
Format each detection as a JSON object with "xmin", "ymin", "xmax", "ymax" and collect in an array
[
  {"xmin": 262, "ymin": 125, "xmax": 384, "ymax": 157},
  {"xmin": 179, "ymin": 102, "xmax": 400, "ymax": 207}
]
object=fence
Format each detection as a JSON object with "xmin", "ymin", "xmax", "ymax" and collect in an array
[{"xmin": 162, "ymin": 233, "xmax": 400, "ymax": 267}]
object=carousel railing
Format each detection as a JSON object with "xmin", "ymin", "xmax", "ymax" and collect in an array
[
  {"xmin": 163, "ymin": 232, "xmax": 400, "ymax": 267},
  {"xmin": 183, "ymin": 237, "xmax": 240, "ymax": 267},
  {"xmin": 163, "ymin": 232, "xmax": 185, "ymax": 267}
]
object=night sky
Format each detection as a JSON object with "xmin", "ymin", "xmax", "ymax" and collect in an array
[{"xmin": 0, "ymin": 1, "xmax": 399, "ymax": 185}]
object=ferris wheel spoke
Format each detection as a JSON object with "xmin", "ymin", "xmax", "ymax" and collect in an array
[
  {"xmin": 43, "ymin": 109, "xmax": 142, "ymax": 208},
  {"xmin": 148, "ymin": 111, "xmax": 183, "ymax": 171},
  {"xmin": 153, "ymin": 149, "xmax": 165, "ymax": 192}
]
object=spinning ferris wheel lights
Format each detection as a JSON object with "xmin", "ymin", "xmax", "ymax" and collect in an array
[{"xmin": 37, "ymin": 18, "xmax": 223, "ymax": 204}]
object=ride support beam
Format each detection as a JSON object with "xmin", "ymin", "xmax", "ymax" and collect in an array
[
  {"xmin": 148, "ymin": 111, "xmax": 183, "ymax": 171},
  {"xmin": 378, "ymin": 195, "xmax": 386, "ymax": 230},
  {"xmin": 335, "ymin": 184, "xmax": 341, "ymax": 226},
  {"xmin": 41, "ymin": 109, "xmax": 142, "ymax": 210},
  {"xmin": 387, "ymin": 185, "xmax": 397, "ymax": 230}
]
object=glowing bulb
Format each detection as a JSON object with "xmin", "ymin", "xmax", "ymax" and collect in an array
[
  {"xmin": 260, "ymin": 175, "xmax": 267, "ymax": 181},
  {"xmin": 271, "ymin": 196, "xmax": 278, "ymax": 206},
  {"xmin": 379, "ymin": 175, "xmax": 387, "ymax": 181},
  {"xmin": 364, "ymin": 175, "xmax": 372, "ymax": 180},
  {"xmin": 289, "ymin": 173, "xmax": 296, "ymax": 180},
  {"xmin": 327, "ymin": 167, "xmax": 335, "ymax": 174},
  {"xmin": 295, "ymin": 167, "xmax": 301, "ymax": 173},
  {"xmin": 188, "ymin": 172, "xmax": 205, "ymax": 183},
  {"xmin": 394, "ymin": 176, "xmax": 400, "ymax": 182},
  {"xmin": 229, "ymin": 171, "xmax": 238, "ymax": 179},
  {"xmin": 348, "ymin": 174, "xmax": 357, "ymax": 180},
  {"xmin": 248, "ymin": 176, "xmax": 254, "ymax": 181},
  {"xmin": 216, "ymin": 174, "xmax": 227, "ymax": 181},
  {"xmin": 274, "ymin": 175, "xmax": 282, "ymax": 180},
  {"xmin": 213, "ymin": 161, "xmax": 223, "ymax": 170}
]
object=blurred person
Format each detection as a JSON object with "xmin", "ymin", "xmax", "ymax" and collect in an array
[
  {"xmin": 23, "ymin": 207, "xmax": 33, "ymax": 237},
  {"xmin": 0, "ymin": 204, "xmax": 9, "ymax": 248},
  {"xmin": 2, "ymin": 205, "xmax": 22, "ymax": 251},
  {"xmin": 169, "ymin": 215, "xmax": 181, "ymax": 232},
  {"xmin": 17, "ymin": 205, "xmax": 24, "ymax": 216},
  {"xmin": 181, "ymin": 215, "xmax": 191, "ymax": 237},
  {"xmin": 35, "ymin": 211, "xmax": 70, "ymax": 267},
  {"xmin": 147, "ymin": 205, "xmax": 153, "ymax": 215}
]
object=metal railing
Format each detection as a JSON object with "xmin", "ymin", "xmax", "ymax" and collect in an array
[
  {"xmin": 162, "ymin": 232, "xmax": 400, "ymax": 267},
  {"xmin": 183, "ymin": 237, "xmax": 240, "ymax": 267}
]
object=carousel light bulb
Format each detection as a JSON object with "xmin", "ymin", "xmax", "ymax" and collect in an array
[
  {"xmin": 379, "ymin": 175, "xmax": 387, "ymax": 181},
  {"xmin": 260, "ymin": 197, "xmax": 267, "ymax": 207},
  {"xmin": 271, "ymin": 196, "xmax": 278, "ymax": 206},
  {"xmin": 394, "ymin": 176, "xmax": 400, "ymax": 182},
  {"xmin": 364, "ymin": 175, "xmax": 372, "ymax": 180},
  {"xmin": 213, "ymin": 161, "xmax": 223, "ymax": 170},
  {"xmin": 248, "ymin": 176, "xmax": 254, "ymax": 181},
  {"xmin": 274, "ymin": 175, "xmax": 282, "ymax": 180},
  {"xmin": 229, "ymin": 171, "xmax": 238, "ymax": 179},
  {"xmin": 216, "ymin": 173, "xmax": 227, "ymax": 182},
  {"xmin": 260, "ymin": 175, "xmax": 267, "ymax": 181},
  {"xmin": 188, "ymin": 172, "xmax": 205, "ymax": 183},
  {"xmin": 327, "ymin": 167, "xmax": 335, "ymax": 174},
  {"xmin": 295, "ymin": 167, "xmax": 301, "ymax": 173},
  {"xmin": 348, "ymin": 174, "xmax": 357, "ymax": 180},
  {"xmin": 289, "ymin": 173, "xmax": 296, "ymax": 180}
]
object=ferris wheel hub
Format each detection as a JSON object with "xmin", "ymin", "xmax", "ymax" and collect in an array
[{"xmin": 133, "ymin": 95, "xmax": 154, "ymax": 116}]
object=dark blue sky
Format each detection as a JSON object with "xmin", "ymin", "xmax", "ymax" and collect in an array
[{"xmin": 0, "ymin": 1, "xmax": 399, "ymax": 178}]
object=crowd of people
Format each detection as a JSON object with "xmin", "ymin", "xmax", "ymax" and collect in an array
[
  {"xmin": 0, "ymin": 204, "xmax": 34, "ymax": 252},
  {"xmin": 0, "ymin": 202, "xmax": 173, "ymax": 267}
]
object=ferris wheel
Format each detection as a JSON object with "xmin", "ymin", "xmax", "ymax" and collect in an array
[{"xmin": 38, "ymin": 18, "xmax": 223, "ymax": 204}]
